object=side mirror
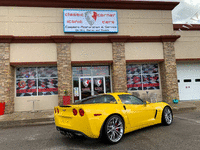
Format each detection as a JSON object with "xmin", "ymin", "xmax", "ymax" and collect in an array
[
  {"xmin": 144, "ymin": 101, "xmax": 150, "ymax": 106},
  {"xmin": 146, "ymin": 101, "xmax": 150, "ymax": 104}
]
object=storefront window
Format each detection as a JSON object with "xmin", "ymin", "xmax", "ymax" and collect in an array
[
  {"xmin": 72, "ymin": 67, "xmax": 91, "ymax": 76},
  {"xmin": 92, "ymin": 66, "xmax": 110, "ymax": 76},
  {"xmin": 16, "ymin": 67, "xmax": 58, "ymax": 97},
  {"xmin": 127, "ymin": 64, "xmax": 159, "ymax": 91}
]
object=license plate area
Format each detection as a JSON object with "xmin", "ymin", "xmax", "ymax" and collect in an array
[{"xmin": 60, "ymin": 117, "xmax": 71, "ymax": 125}]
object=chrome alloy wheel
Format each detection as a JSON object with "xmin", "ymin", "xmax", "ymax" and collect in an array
[
  {"xmin": 106, "ymin": 116, "xmax": 124, "ymax": 143},
  {"xmin": 164, "ymin": 108, "xmax": 173, "ymax": 125}
]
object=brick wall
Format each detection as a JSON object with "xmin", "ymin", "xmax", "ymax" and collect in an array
[
  {"xmin": 160, "ymin": 42, "xmax": 179, "ymax": 104},
  {"xmin": 56, "ymin": 43, "xmax": 72, "ymax": 106},
  {"xmin": 112, "ymin": 42, "xmax": 127, "ymax": 93},
  {"xmin": 0, "ymin": 43, "xmax": 14, "ymax": 114}
]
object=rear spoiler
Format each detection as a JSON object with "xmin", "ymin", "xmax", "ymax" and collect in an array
[{"xmin": 59, "ymin": 105, "xmax": 72, "ymax": 107}]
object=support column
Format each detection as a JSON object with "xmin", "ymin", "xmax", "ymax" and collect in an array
[
  {"xmin": 0, "ymin": 43, "xmax": 15, "ymax": 114},
  {"xmin": 112, "ymin": 42, "xmax": 127, "ymax": 93},
  {"xmin": 160, "ymin": 42, "xmax": 179, "ymax": 104},
  {"xmin": 57, "ymin": 43, "xmax": 72, "ymax": 106}
]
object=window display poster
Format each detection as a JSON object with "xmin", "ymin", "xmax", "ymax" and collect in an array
[
  {"xmin": 73, "ymin": 87, "xmax": 79, "ymax": 96},
  {"xmin": 16, "ymin": 79, "xmax": 37, "ymax": 96},
  {"xmin": 38, "ymin": 78, "xmax": 58, "ymax": 95},
  {"xmin": 126, "ymin": 65, "xmax": 141, "ymax": 75},
  {"xmin": 142, "ymin": 74, "xmax": 159, "ymax": 90},
  {"xmin": 38, "ymin": 67, "xmax": 57, "ymax": 78},
  {"xmin": 16, "ymin": 67, "xmax": 36, "ymax": 78},
  {"xmin": 93, "ymin": 77, "xmax": 104, "ymax": 94},
  {"xmin": 142, "ymin": 64, "xmax": 158, "ymax": 74},
  {"xmin": 127, "ymin": 75, "xmax": 142, "ymax": 90}
]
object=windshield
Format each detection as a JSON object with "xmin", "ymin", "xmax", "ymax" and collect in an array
[{"xmin": 74, "ymin": 95, "xmax": 117, "ymax": 104}]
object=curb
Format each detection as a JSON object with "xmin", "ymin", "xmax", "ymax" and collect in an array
[
  {"xmin": 172, "ymin": 106, "xmax": 197, "ymax": 113},
  {"xmin": 0, "ymin": 118, "xmax": 54, "ymax": 129}
]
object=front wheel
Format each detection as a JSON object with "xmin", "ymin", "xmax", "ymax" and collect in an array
[
  {"xmin": 162, "ymin": 106, "xmax": 173, "ymax": 125},
  {"xmin": 103, "ymin": 115, "xmax": 124, "ymax": 144}
]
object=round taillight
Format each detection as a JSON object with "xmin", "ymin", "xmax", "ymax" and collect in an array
[
  {"xmin": 73, "ymin": 109, "xmax": 77, "ymax": 116},
  {"xmin": 54, "ymin": 108, "xmax": 56, "ymax": 113},
  {"xmin": 79, "ymin": 109, "xmax": 84, "ymax": 117},
  {"xmin": 57, "ymin": 108, "xmax": 59, "ymax": 113}
]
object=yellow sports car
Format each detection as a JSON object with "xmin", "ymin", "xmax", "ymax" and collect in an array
[{"xmin": 54, "ymin": 93, "xmax": 173, "ymax": 144}]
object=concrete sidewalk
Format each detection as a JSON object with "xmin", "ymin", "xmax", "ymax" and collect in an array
[
  {"xmin": 0, "ymin": 101, "xmax": 199, "ymax": 129},
  {"xmin": 0, "ymin": 109, "xmax": 54, "ymax": 129},
  {"xmin": 171, "ymin": 100, "xmax": 200, "ymax": 112}
]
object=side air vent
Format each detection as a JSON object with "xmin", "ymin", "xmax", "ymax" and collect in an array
[{"xmin": 154, "ymin": 110, "xmax": 158, "ymax": 119}]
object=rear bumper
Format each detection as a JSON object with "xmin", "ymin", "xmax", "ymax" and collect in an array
[
  {"xmin": 56, "ymin": 126, "xmax": 90, "ymax": 138},
  {"xmin": 54, "ymin": 113, "xmax": 103, "ymax": 139}
]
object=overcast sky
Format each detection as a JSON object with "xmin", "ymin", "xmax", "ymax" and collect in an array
[{"xmin": 144, "ymin": 0, "xmax": 200, "ymax": 24}]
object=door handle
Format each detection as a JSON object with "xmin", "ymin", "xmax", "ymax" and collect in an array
[{"xmin": 123, "ymin": 105, "xmax": 126, "ymax": 110}]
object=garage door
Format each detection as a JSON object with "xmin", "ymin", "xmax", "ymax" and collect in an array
[{"xmin": 177, "ymin": 63, "xmax": 200, "ymax": 100}]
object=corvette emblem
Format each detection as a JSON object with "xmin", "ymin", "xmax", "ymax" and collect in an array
[
  {"xmin": 62, "ymin": 109, "xmax": 66, "ymax": 111},
  {"xmin": 85, "ymin": 11, "xmax": 97, "ymax": 26},
  {"xmin": 95, "ymin": 79, "xmax": 102, "ymax": 87},
  {"xmin": 83, "ymin": 79, "xmax": 90, "ymax": 87}
]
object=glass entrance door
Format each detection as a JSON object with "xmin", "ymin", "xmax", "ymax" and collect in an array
[
  {"xmin": 79, "ymin": 76, "xmax": 105, "ymax": 100},
  {"xmin": 93, "ymin": 77, "xmax": 105, "ymax": 95},
  {"xmin": 80, "ymin": 77, "xmax": 92, "ymax": 99}
]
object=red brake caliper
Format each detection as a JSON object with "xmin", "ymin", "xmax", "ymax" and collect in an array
[{"xmin": 115, "ymin": 123, "xmax": 119, "ymax": 131}]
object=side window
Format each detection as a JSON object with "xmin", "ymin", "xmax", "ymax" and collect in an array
[
  {"xmin": 80, "ymin": 95, "xmax": 117, "ymax": 104},
  {"xmin": 103, "ymin": 95, "xmax": 117, "ymax": 103},
  {"xmin": 118, "ymin": 95, "xmax": 144, "ymax": 104}
]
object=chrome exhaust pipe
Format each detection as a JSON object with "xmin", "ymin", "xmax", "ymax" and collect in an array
[
  {"xmin": 60, "ymin": 131, "xmax": 67, "ymax": 136},
  {"xmin": 66, "ymin": 132, "xmax": 74, "ymax": 138},
  {"xmin": 56, "ymin": 127, "xmax": 60, "ymax": 131}
]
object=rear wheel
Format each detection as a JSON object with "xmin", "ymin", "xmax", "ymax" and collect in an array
[
  {"xmin": 162, "ymin": 106, "xmax": 173, "ymax": 125},
  {"xmin": 103, "ymin": 115, "xmax": 124, "ymax": 144}
]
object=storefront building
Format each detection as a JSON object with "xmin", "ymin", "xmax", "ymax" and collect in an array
[{"xmin": 1, "ymin": 0, "xmax": 198, "ymax": 113}]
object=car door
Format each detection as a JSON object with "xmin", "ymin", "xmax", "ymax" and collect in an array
[{"xmin": 118, "ymin": 94, "xmax": 156, "ymax": 128}]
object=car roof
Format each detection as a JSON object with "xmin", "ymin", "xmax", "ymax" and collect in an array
[{"xmin": 104, "ymin": 92, "xmax": 131, "ymax": 96}]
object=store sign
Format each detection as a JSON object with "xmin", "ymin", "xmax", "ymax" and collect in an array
[{"xmin": 63, "ymin": 10, "xmax": 118, "ymax": 33}]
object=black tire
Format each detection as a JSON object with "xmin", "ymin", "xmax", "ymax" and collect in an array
[
  {"xmin": 162, "ymin": 106, "xmax": 173, "ymax": 126},
  {"xmin": 103, "ymin": 115, "xmax": 124, "ymax": 144}
]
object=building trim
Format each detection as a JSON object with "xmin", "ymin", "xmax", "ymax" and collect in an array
[
  {"xmin": 176, "ymin": 58, "xmax": 200, "ymax": 61},
  {"xmin": 173, "ymin": 24, "xmax": 200, "ymax": 31},
  {"xmin": 0, "ymin": 0, "xmax": 179, "ymax": 10},
  {"xmin": 71, "ymin": 61, "xmax": 113, "ymax": 65},
  {"xmin": 0, "ymin": 35, "xmax": 181, "ymax": 43},
  {"xmin": 126, "ymin": 59, "xmax": 164, "ymax": 63},
  {"xmin": 10, "ymin": 62, "xmax": 57, "ymax": 66}
]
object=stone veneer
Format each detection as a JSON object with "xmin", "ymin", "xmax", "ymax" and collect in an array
[
  {"xmin": 0, "ymin": 43, "xmax": 15, "ymax": 114},
  {"xmin": 112, "ymin": 42, "xmax": 127, "ymax": 93},
  {"xmin": 56, "ymin": 43, "xmax": 72, "ymax": 106},
  {"xmin": 160, "ymin": 42, "xmax": 179, "ymax": 104}
]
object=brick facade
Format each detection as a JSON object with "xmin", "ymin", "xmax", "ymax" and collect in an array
[
  {"xmin": 112, "ymin": 42, "xmax": 127, "ymax": 93},
  {"xmin": 56, "ymin": 43, "xmax": 72, "ymax": 106},
  {"xmin": 0, "ymin": 43, "xmax": 15, "ymax": 114},
  {"xmin": 160, "ymin": 42, "xmax": 179, "ymax": 104}
]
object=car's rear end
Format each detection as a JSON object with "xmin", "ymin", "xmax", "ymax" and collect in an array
[{"xmin": 54, "ymin": 104, "xmax": 105, "ymax": 139}]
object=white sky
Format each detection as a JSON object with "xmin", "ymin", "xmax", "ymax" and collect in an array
[{"xmin": 143, "ymin": 0, "xmax": 200, "ymax": 24}]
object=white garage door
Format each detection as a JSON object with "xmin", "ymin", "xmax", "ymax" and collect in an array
[{"xmin": 177, "ymin": 63, "xmax": 200, "ymax": 101}]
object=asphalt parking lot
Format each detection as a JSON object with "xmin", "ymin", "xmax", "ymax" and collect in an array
[{"xmin": 0, "ymin": 110, "xmax": 199, "ymax": 150}]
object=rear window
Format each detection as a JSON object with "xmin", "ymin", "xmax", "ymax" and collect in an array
[{"xmin": 74, "ymin": 95, "xmax": 117, "ymax": 104}]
